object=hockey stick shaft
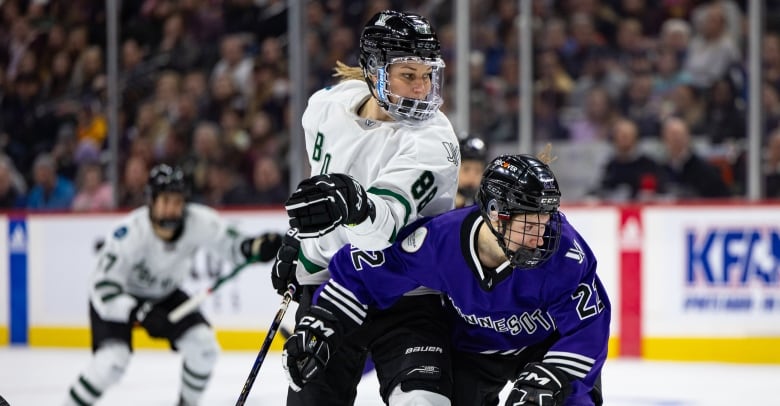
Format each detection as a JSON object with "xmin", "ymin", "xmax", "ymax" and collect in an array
[
  {"xmin": 235, "ymin": 284, "xmax": 296, "ymax": 406},
  {"xmin": 168, "ymin": 258, "xmax": 258, "ymax": 323}
]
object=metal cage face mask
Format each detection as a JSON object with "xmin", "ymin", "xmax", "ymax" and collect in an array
[
  {"xmin": 485, "ymin": 199, "xmax": 562, "ymax": 269},
  {"xmin": 371, "ymin": 56, "xmax": 445, "ymax": 123}
]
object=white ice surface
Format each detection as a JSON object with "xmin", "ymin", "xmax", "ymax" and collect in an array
[{"xmin": 1, "ymin": 347, "xmax": 780, "ymax": 405}]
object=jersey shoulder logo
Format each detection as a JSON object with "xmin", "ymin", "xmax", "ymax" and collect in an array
[
  {"xmin": 402, "ymin": 227, "xmax": 428, "ymax": 253},
  {"xmin": 356, "ymin": 118, "xmax": 379, "ymax": 129},
  {"xmin": 565, "ymin": 239, "xmax": 585, "ymax": 264},
  {"xmin": 442, "ymin": 141, "xmax": 459, "ymax": 166},
  {"xmin": 113, "ymin": 226, "xmax": 128, "ymax": 239}
]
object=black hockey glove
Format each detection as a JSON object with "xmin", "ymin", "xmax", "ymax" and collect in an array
[
  {"xmin": 285, "ymin": 173, "xmax": 375, "ymax": 239},
  {"xmin": 135, "ymin": 302, "xmax": 173, "ymax": 339},
  {"xmin": 240, "ymin": 232, "xmax": 283, "ymax": 262},
  {"xmin": 282, "ymin": 306, "xmax": 343, "ymax": 392},
  {"xmin": 271, "ymin": 228, "xmax": 301, "ymax": 299},
  {"xmin": 504, "ymin": 363, "xmax": 572, "ymax": 406}
]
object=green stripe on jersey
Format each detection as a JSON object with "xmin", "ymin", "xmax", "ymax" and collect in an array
[
  {"xmin": 367, "ymin": 187, "xmax": 411, "ymax": 243},
  {"xmin": 299, "ymin": 252, "xmax": 325, "ymax": 274}
]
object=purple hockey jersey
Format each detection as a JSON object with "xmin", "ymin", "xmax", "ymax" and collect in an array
[{"xmin": 316, "ymin": 205, "xmax": 611, "ymax": 403}]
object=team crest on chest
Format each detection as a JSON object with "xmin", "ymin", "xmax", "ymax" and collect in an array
[{"xmin": 402, "ymin": 227, "xmax": 428, "ymax": 253}]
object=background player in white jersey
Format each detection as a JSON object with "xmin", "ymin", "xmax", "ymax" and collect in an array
[
  {"xmin": 64, "ymin": 164, "xmax": 282, "ymax": 406},
  {"xmin": 270, "ymin": 10, "xmax": 460, "ymax": 406}
]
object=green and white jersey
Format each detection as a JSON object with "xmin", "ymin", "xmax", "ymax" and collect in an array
[
  {"xmin": 298, "ymin": 79, "xmax": 460, "ymax": 284},
  {"xmin": 90, "ymin": 203, "xmax": 245, "ymax": 322}
]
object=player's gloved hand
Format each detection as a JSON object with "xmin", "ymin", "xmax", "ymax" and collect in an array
[
  {"xmin": 285, "ymin": 173, "xmax": 375, "ymax": 238},
  {"xmin": 134, "ymin": 302, "xmax": 173, "ymax": 339},
  {"xmin": 504, "ymin": 362, "xmax": 571, "ymax": 406},
  {"xmin": 282, "ymin": 306, "xmax": 342, "ymax": 392},
  {"xmin": 240, "ymin": 232, "xmax": 283, "ymax": 262},
  {"xmin": 271, "ymin": 229, "xmax": 301, "ymax": 299}
]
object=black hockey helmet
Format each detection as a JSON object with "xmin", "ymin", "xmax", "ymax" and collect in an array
[
  {"xmin": 460, "ymin": 135, "xmax": 488, "ymax": 163},
  {"xmin": 147, "ymin": 163, "xmax": 188, "ymax": 200},
  {"xmin": 359, "ymin": 10, "xmax": 445, "ymax": 122},
  {"xmin": 477, "ymin": 154, "xmax": 562, "ymax": 268},
  {"xmin": 146, "ymin": 164, "xmax": 188, "ymax": 232}
]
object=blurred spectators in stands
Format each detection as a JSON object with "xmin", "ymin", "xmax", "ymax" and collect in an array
[
  {"xmin": 733, "ymin": 128, "xmax": 780, "ymax": 198},
  {"xmin": 704, "ymin": 77, "xmax": 745, "ymax": 144},
  {"xmin": 239, "ymin": 156, "xmax": 288, "ymax": 206},
  {"xmin": 26, "ymin": 153, "xmax": 75, "ymax": 210},
  {"xmin": 535, "ymin": 49, "xmax": 574, "ymax": 111},
  {"xmin": 621, "ymin": 72, "xmax": 660, "ymax": 138},
  {"xmin": 664, "ymin": 84, "xmax": 707, "ymax": 135},
  {"xmin": 220, "ymin": 106, "xmax": 250, "ymax": 156},
  {"xmin": 568, "ymin": 46, "xmax": 628, "ymax": 110},
  {"xmin": 71, "ymin": 161, "xmax": 113, "ymax": 212},
  {"xmin": 1, "ymin": 72, "xmax": 50, "ymax": 179},
  {"xmin": 156, "ymin": 11, "xmax": 201, "ymax": 73},
  {"xmin": 0, "ymin": 154, "xmax": 26, "ymax": 208},
  {"xmin": 532, "ymin": 89, "xmax": 569, "ymax": 142},
  {"xmin": 764, "ymin": 130, "xmax": 780, "ymax": 198},
  {"xmin": 181, "ymin": 121, "xmax": 224, "ymax": 196},
  {"xmin": 75, "ymin": 98, "xmax": 107, "ymax": 153},
  {"xmin": 240, "ymin": 111, "xmax": 281, "ymax": 181},
  {"xmin": 652, "ymin": 48, "xmax": 692, "ymax": 103},
  {"xmin": 590, "ymin": 118, "xmax": 665, "ymax": 201},
  {"xmin": 117, "ymin": 155, "xmax": 147, "ymax": 209},
  {"xmin": 763, "ymin": 32, "xmax": 780, "ymax": 91},
  {"xmin": 659, "ymin": 117, "xmax": 731, "ymax": 199},
  {"xmin": 763, "ymin": 82, "xmax": 780, "ymax": 138},
  {"xmin": 683, "ymin": 2, "xmax": 740, "ymax": 89},
  {"xmin": 195, "ymin": 160, "xmax": 248, "ymax": 207},
  {"xmin": 1, "ymin": 0, "xmax": 778, "ymax": 205},
  {"xmin": 568, "ymin": 86, "xmax": 618, "ymax": 142},
  {"xmin": 211, "ymin": 34, "xmax": 253, "ymax": 99}
]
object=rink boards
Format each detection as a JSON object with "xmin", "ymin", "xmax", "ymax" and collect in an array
[{"xmin": 1, "ymin": 204, "xmax": 780, "ymax": 363}]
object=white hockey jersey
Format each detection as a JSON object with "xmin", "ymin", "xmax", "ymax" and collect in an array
[
  {"xmin": 298, "ymin": 79, "xmax": 460, "ymax": 284},
  {"xmin": 90, "ymin": 203, "xmax": 246, "ymax": 322}
]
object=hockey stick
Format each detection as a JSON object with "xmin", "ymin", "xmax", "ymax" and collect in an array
[
  {"xmin": 235, "ymin": 284, "xmax": 297, "ymax": 406},
  {"xmin": 168, "ymin": 257, "xmax": 259, "ymax": 323}
]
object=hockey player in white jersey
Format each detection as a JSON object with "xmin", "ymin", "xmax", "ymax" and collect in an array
[
  {"xmin": 64, "ymin": 164, "xmax": 282, "ymax": 406},
  {"xmin": 271, "ymin": 10, "xmax": 460, "ymax": 406}
]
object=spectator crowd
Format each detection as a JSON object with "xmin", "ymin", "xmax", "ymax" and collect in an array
[{"xmin": 1, "ymin": 0, "xmax": 780, "ymax": 211}]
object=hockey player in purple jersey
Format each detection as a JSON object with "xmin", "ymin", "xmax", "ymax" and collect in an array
[{"xmin": 283, "ymin": 153, "xmax": 609, "ymax": 405}]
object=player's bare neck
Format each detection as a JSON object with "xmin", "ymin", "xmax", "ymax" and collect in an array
[
  {"xmin": 358, "ymin": 97, "xmax": 392, "ymax": 122},
  {"xmin": 477, "ymin": 223, "xmax": 505, "ymax": 268}
]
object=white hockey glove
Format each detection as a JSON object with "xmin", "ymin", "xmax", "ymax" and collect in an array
[
  {"xmin": 285, "ymin": 173, "xmax": 375, "ymax": 238},
  {"xmin": 505, "ymin": 362, "xmax": 571, "ymax": 406},
  {"xmin": 282, "ymin": 306, "xmax": 343, "ymax": 391}
]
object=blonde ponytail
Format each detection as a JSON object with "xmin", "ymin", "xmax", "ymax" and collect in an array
[{"xmin": 333, "ymin": 61, "xmax": 364, "ymax": 82}]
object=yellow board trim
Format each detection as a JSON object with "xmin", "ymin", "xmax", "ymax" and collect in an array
[
  {"xmin": 0, "ymin": 326, "xmax": 8, "ymax": 346},
  {"xmin": 27, "ymin": 326, "xmax": 287, "ymax": 351},
  {"xmin": 608, "ymin": 336, "xmax": 619, "ymax": 359},
  {"xmin": 644, "ymin": 337, "xmax": 780, "ymax": 364},
  {"xmin": 25, "ymin": 326, "xmax": 620, "ymax": 359}
]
